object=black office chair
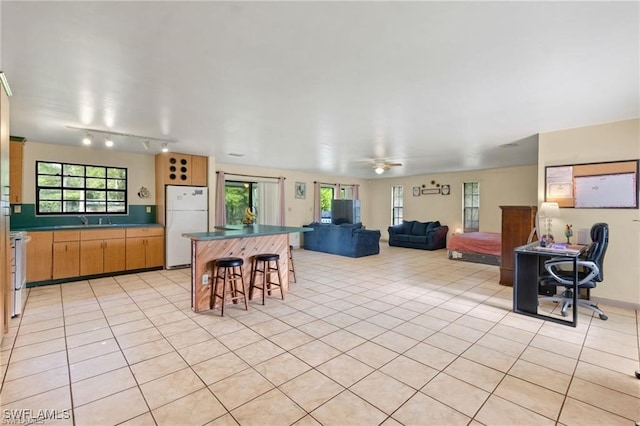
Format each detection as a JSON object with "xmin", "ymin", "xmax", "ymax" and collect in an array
[{"xmin": 539, "ymin": 222, "xmax": 609, "ymax": 320}]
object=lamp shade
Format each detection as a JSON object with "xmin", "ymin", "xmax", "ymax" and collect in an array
[{"xmin": 539, "ymin": 202, "xmax": 560, "ymax": 218}]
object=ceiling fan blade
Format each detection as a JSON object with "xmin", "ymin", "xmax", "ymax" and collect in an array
[{"xmin": 386, "ymin": 162, "xmax": 403, "ymax": 167}]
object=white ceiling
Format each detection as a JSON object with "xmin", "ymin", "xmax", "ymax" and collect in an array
[{"xmin": 1, "ymin": 1, "xmax": 638, "ymax": 179}]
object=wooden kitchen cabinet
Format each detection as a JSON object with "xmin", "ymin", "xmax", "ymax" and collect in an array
[
  {"xmin": 80, "ymin": 228, "xmax": 126, "ymax": 276},
  {"xmin": 26, "ymin": 231, "xmax": 53, "ymax": 282},
  {"xmin": 9, "ymin": 138, "xmax": 24, "ymax": 204},
  {"xmin": 125, "ymin": 227, "xmax": 164, "ymax": 270},
  {"xmin": 190, "ymin": 155, "xmax": 208, "ymax": 186},
  {"xmin": 52, "ymin": 230, "xmax": 80, "ymax": 279}
]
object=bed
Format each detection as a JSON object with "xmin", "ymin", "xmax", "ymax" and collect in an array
[{"xmin": 447, "ymin": 232, "xmax": 501, "ymax": 266}]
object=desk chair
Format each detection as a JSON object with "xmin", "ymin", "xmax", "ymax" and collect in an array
[{"xmin": 539, "ymin": 222, "xmax": 609, "ymax": 320}]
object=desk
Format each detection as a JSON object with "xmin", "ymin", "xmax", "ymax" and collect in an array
[{"xmin": 513, "ymin": 242, "xmax": 586, "ymax": 327}]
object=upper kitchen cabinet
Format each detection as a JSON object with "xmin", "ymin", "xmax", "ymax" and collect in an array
[
  {"xmin": 155, "ymin": 153, "xmax": 208, "ymax": 187},
  {"xmin": 9, "ymin": 136, "xmax": 25, "ymax": 204}
]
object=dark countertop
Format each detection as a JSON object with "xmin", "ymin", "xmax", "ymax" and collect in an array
[
  {"xmin": 183, "ymin": 225, "xmax": 312, "ymax": 241},
  {"xmin": 15, "ymin": 223, "xmax": 164, "ymax": 232}
]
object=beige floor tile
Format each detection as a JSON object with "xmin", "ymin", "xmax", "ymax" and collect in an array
[
  {"xmin": 579, "ymin": 347, "xmax": 639, "ymax": 376},
  {"xmin": 392, "ymin": 392, "xmax": 470, "ymax": 426},
  {"xmin": 110, "ymin": 318, "xmax": 155, "ymax": 336},
  {"xmin": 461, "ymin": 344, "xmax": 517, "ymax": 373},
  {"xmin": 311, "ymin": 390, "xmax": 387, "ymax": 426},
  {"xmin": 193, "ymin": 352, "xmax": 250, "ymax": 385},
  {"xmin": 16, "ymin": 317, "xmax": 65, "ymax": 335},
  {"xmin": 439, "ymin": 322, "xmax": 485, "ymax": 343},
  {"xmin": 422, "ymin": 372, "xmax": 489, "ymax": 417},
  {"xmin": 66, "ymin": 327, "xmax": 114, "ymax": 349},
  {"xmin": 152, "ymin": 388, "xmax": 227, "ymax": 425},
  {"xmin": 559, "ymin": 397, "xmax": 632, "ymax": 426},
  {"xmin": 1, "ymin": 365, "xmax": 69, "ymax": 404},
  {"xmin": 495, "ymin": 375, "xmax": 565, "ymax": 420},
  {"xmin": 379, "ymin": 355, "xmax": 439, "ymax": 390},
  {"xmin": 204, "ymin": 413, "xmax": 240, "ymax": 426},
  {"xmin": 519, "ymin": 345, "xmax": 578, "ymax": 375},
  {"xmin": 529, "ymin": 334, "xmax": 583, "ymax": 359},
  {"xmin": 475, "ymin": 395, "xmax": 555, "ymax": 426},
  {"xmin": 508, "ymin": 359, "xmax": 572, "ymax": 394},
  {"xmin": 279, "ymin": 311, "xmax": 316, "ymax": 327},
  {"xmin": 453, "ymin": 315, "xmax": 496, "ymax": 332},
  {"xmin": 574, "ymin": 361, "xmax": 640, "ymax": 398},
  {"xmin": 177, "ymin": 338, "xmax": 229, "ymax": 365},
  {"xmin": 65, "ymin": 318, "xmax": 110, "ymax": 337},
  {"xmin": 347, "ymin": 341, "xmax": 398, "ymax": 369},
  {"xmin": 7, "ymin": 338, "xmax": 67, "ymax": 363},
  {"xmin": 268, "ymin": 328, "xmax": 316, "ymax": 351},
  {"xmin": 280, "ymin": 369, "xmax": 344, "ymax": 412},
  {"xmin": 254, "ymin": 352, "xmax": 311, "ymax": 386},
  {"xmin": 296, "ymin": 319, "xmax": 340, "ymax": 338},
  {"xmin": 105, "ymin": 310, "xmax": 147, "ymax": 326},
  {"xmin": 165, "ymin": 327, "xmax": 213, "ymax": 349},
  {"xmin": 130, "ymin": 351, "xmax": 187, "ymax": 384},
  {"xmin": 64, "ymin": 310, "xmax": 108, "ymax": 327},
  {"xmin": 344, "ymin": 319, "xmax": 388, "ymax": 340},
  {"xmin": 1, "ymin": 386, "xmax": 73, "ymax": 426},
  {"xmin": 404, "ymin": 342, "xmax": 457, "ymax": 370},
  {"xmin": 371, "ymin": 330, "xmax": 419, "ymax": 353},
  {"xmin": 209, "ymin": 368, "xmax": 274, "ymax": 411},
  {"xmin": 476, "ymin": 333, "xmax": 527, "ymax": 358},
  {"xmin": 231, "ymin": 388, "xmax": 306, "ymax": 426},
  {"xmin": 234, "ymin": 339, "xmax": 285, "ymax": 366},
  {"xmin": 72, "ymin": 366, "xmax": 137, "ymax": 407},
  {"xmin": 14, "ymin": 327, "xmax": 65, "ymax": 348},
  {"xmin": 70, "ymin": 350, "xmax": 127, "ymax": 383},
  {"xmin": 489, "ymin": 323, "xmax": 535, "ymax": 344},
  {"xmin": 140, "ymin": 367, "xmax": 205, "ymax": 409},
  {"xmin": 118, "ymin": 412, "xmax": 157, "ymax": 426},
  {"xmin": 392, "ymin": 321, "xmax": 436, "ymax": 340},
  {"xmin": 424, "ymin": 332, "xmax": 472, "ymax": 355},
  {"xmin": 290, "ymin": 340, "xmax": 341, "ymax": 367},
  {"xmin": 316, "ymin": 353, "xmax": 374, "ymax": 387},
  {"xmin": 568, "ymin": 377, "xmax": 640, "ymax": 421},
  {"xmin": 122, "ymin": 338, "xmax": 175, "ymax": 365},
  {"xmin": 74, "ymin": 387, "xmax": 148, "ymax": 426},
  {"xmin": 116, "ymin": 327, "xmax": 164, "ymax": 350},
  {"xmin": 67, "ymin": 338, "xmax": 120, "ymax": 364},
  {"xmin": 292, "ymin": 415, "xmax": 321, "ymax": 426},
  {"xmin": 216, "ymin": 327, "xmax": 263, "ymax": 350},
  {"xmin": 351, "ymin": 370, "xmax": 416, "ymax": 414},
  {"xmin": 319, "ymin": 329, "xmax": 366, "ymax": 352},
  {"xmin": 250, "ymin": 318, "xmax": 293, "ymax": 337},
  {"xmin": 4, "ymin": 350, "xmax": 68, "ymax": 381},
  {"xmin": 443, "ymin": 357, "xmax": 505, "ymax": 392}
]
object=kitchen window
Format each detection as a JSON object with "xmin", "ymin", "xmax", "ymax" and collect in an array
[{"xmin": 36, "ymin": 161, "xmax": 127, "ymax": 215}]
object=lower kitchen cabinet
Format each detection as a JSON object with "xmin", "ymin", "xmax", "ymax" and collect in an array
[
  {"xmin": 26, "ymin": 231, "xmax": 53, "ymax": 282},
  {"xmin": 53, "ymin": 242, "xmax": 80, "ymax": 280},
  {"xmin": 80, "ymin": 229, "xmax": 126, "ymax": 276},
  {"xmin": 125, "ymin": 227, "xmax": 164, "ymax": 270}
]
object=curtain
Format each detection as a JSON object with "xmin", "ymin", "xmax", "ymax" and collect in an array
[
  {"xmin": 313, "ymin": 181, "xmax": 321, "ymax": 223},
  {"xmin": 353, "ymin": 184, "xmax": 359, "ymax": 200},
  {"xmin": 257, "ymin": 182, "xmax": 279, "ymax": 225},
  {"xmin": 278, "ymin": 177, "xmax": 285, "ymax": 226},
  {"xmin": 215, "ymin": 172, "xmax": 226, "ymax": 227}
]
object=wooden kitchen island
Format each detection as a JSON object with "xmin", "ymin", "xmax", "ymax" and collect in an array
[{"xmin": 183, "ymin": 225, "xmax": 312, "ymax": 313}]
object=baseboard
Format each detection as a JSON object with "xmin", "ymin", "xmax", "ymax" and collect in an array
[{"xmin": 590, "ymin": 296, "xmax": 640, "ymax": 311}]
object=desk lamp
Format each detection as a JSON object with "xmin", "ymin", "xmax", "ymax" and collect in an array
[{"xmin": 539, "ymin": 202, "xmax": 560, "ymax": 245}]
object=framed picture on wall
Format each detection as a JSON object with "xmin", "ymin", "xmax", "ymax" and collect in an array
[
  {"xmin": 422, "ymin": 188, "xmax": 440, "ymax": 195},
  {"xmin": 295, "ymin": 181, "xmax": 306, "ymax": 199},
  {"xmin": 413, "ymin": 187, "xmax": 421, "ymax": 197}
]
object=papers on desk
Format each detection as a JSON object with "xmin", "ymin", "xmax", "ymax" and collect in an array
[{"xmin": 534, "ymin": 243, "xmax": 584, "ymax": 254}]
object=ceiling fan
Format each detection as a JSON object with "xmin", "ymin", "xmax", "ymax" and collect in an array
[{"xmin": 372, "ymin": 160, "xmax": 403, "ymax": 174}]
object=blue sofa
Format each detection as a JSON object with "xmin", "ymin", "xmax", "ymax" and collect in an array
[
  {"xmin": 303, "ymin": 222, "xmax": 381, "ymax": 258},
  {"xmin": 388, "ymin": 220, "xmax": 448, "ymax": 250}
]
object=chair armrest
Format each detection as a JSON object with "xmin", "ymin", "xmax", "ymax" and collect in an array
[{"xmin": 544, "ymin": 258, "xmax": 600, "ymax": 285}]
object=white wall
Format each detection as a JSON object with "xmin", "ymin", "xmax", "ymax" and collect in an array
[
  {"xmin": 22, "ymin": 141, "xmax": 157, "ymax": 205},
  {"xmin": 538, "ymin": 118, "xmax": 640, "ymax": 306},
  {"xmin": 368, "ymin": 165, "xmax": 538, "ymax": 238}
]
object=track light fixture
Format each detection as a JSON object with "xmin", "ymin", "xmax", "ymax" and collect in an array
[
  {"xmin": 66, "ymin": 125, "xmax": 176, "ymax": 152},
  {"xmin": 82, "ymin": 133, "xmax": 93, "ymax": 145}
]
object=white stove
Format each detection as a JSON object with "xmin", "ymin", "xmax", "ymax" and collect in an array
[{"xmin": 10, "ymin": 231, "xmax": 30, "ymax": 317}]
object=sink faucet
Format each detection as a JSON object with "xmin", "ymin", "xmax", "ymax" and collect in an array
[
  {"xmin": 98, "ymin": 218, "xmax": 103, "ymax": 225},
  {"xmin": 79, "ymin": 215, "xmax": 88, "ymax": 225}
]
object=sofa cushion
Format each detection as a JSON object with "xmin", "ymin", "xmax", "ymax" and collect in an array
[
  {"xmin": 400, "ymin": 221, "xmax": 414, "ymax": 234},
  {"xmin": 427, "ymin": 221, "xmax": 441, "ymax": 230},
  {"xmin": 393, "ymin": 234, "xmax": 411, "ymax": 242},
  {"xmin": 408, "ymin": 235, "xmax": 428, "ymax": 244},
  {"xmin": 340, "ymin": 222, "xmax": 363, "ymax": 230},
  {"xmin": 411, "ymin": 221, "xmax": 428, "ymax": 236}
]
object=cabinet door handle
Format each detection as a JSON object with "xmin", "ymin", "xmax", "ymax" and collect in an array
[
  {"xmin": 3, "ymin": 185, "xmax": 9, "ymax": 197},
  {"xmin": 65, "ymin": 244, "xmax": 68, "ymax": 252}
]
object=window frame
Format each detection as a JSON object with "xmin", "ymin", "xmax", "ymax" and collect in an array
[
  {"xmin": 463, "ymin": 181, "xmax": 480, "ymax": 232},
  {"xmin": 35, "ymin": 160, "xmax": 128, "ymax": 215},
  {"xmin": 392, "ymin": 185, "xmax": 404, "ymax": 225},
  {"xmin": 224, "ymin": 180, "xmax": 257, "ymax": 225}
]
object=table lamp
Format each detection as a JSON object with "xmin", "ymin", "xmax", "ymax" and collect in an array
[{"xmin": 539, "ymin": 202, "xmax": 560, "ymax": 244}]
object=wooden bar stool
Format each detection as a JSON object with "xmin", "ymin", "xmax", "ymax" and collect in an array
[
  {"xmin": 249, "ymin": 253, "xmax": 284, "ymax": 304},
  {"xmin": 210, "ymin": 257, "xmax": 248, "ymax": 316},
  {"xmin": 289, "ymin": 245, "xmax": 297, "ymax": 283}
]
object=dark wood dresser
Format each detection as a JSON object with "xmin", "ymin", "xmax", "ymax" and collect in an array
[{"xmin": 499, "ymin": 205, "xmax": 537, "ymax": 286}]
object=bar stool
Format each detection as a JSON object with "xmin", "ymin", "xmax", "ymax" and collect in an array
[
  {"xmin": 249, "ymin": 253, "xmax": 284, "ymax": 304},
  {"xmin": 210, "ymin": 257, "xmax": 248, "ymax": 316},
  {"xmin": 289, "ymin": 245, "xmax": 297, "ymax": 283}
]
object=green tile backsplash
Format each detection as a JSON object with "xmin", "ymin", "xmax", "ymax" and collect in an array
[{"xmin": 10, "ymin": 204, "xmax": 157, "ymax": 230}]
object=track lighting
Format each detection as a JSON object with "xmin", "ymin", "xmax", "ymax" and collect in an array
[
  {"xmin": 82, "ymin": 133, "xmax": 93, "ymax": 145},
  {"xmin": 66, "ymin": 125, "xmax": 176, "ymax": 152}
]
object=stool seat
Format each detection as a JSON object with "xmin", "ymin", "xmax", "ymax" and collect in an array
[
  {"xmin": 254, "ymin": 253, "xmax": 279, "ymax": 262},
  {"xmin": 215, "ymin": 257, "xmax": 244, "ymax": 268}
]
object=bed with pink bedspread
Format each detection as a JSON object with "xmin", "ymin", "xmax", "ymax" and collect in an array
[{"xmin": 447, "ymin": 232, "xmax": 501, "ymax": 266}]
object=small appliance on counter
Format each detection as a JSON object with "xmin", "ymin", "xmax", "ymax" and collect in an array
[{"xmin": 165, "ymin": 185, "xmax": 209, "ymax": 268}]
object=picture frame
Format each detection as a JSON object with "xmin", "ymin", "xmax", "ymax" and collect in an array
[
  {"xmin": 295, "ymin": 181, "xmax": 306, "ymax": 199},
  {"xmin": 440, "ymin": 184, "xmax": 450, "ymax": 196},
  {"xmin": 422, "ymin": 188, "xmax": 440, "ymax": 195},
  {"xmin": 413, "ymin": 187, "xmax": 421, "ymax": 197}
]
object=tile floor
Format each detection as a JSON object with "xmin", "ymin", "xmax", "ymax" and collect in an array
[{"xmin": 1, "ymin": 246, "xmax": 639, "ymax": 426}]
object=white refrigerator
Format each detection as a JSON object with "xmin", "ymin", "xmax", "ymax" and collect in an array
[{"xmin": 165, "ymin": 185, "xmax": 208, "ymax": 268}]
